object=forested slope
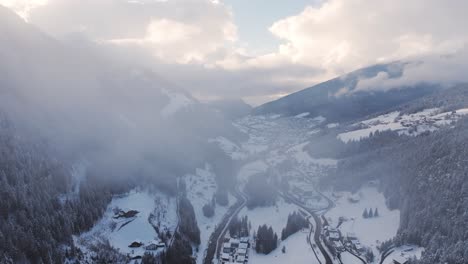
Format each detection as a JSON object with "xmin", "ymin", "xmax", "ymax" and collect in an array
[{"xmin": 328, "ymin": 111, "xmax": 468, "ymax": 263}]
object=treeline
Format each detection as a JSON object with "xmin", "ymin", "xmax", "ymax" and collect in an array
[
  {"xmin": 362, "ymin": 208, "xmax": 379, "ymax": 218},
  {"xmin": 254, "ymin": 225, "xmax": 278, "ymax": 254},
  {"xmin": 281, "ymin": 211, "xmax": 309, "ymax": 240},
  {"xmin": 229, "ymin": 216, "xmax": 250, "ymax": 238},
  {"xmin": 244, "ymin": 173, "xmax": 277, "ymax": 209}
]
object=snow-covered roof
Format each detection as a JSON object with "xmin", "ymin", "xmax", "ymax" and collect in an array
[
  {"xmin": 237, "ymin": 248, "xmax": 247, "ymax": 255},
  {"xmin": 221, "ymin": 253, "xmax": 230, "ymax": 260},
  {"xmin": 329, "ymin": 232, "xmax": 340, "ymax": 239},
  {"xmin": 393, "ymin": 255, "xmax": 409, "ymax": 263},
  {"xmin": 236, "ymin": 255, "xmax": 246, "ymax": 262}
]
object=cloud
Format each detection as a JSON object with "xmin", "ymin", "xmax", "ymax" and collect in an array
[
  {"xmin": 3, "ymin": 0, "xmax": 468, "ymax": 104},
  {"xmin": 355, "ymin": 48, "xmax": 468, "ymax": 93},
  {"xmin": 268, "ymin": 0, "xmax": 468, "ymax": 77},
  {"xmin": 0, "ymin": 0, "xmax": 47, "ymax": 19}
]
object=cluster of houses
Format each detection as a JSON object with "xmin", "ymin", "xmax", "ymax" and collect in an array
[
  {"xmin": 343, "ymin": 233, "xmax": 366, "ymax": 254},
  {"xmin": 322, "ymin": 226, "xmax": 344, "ymax": 252},
  {"xmin": 220, "ymin": 237, "xmax": 250, "ymax": 264},
  {"xmin": 322, "ymin": 227, "xmax": 367, "ymax": 256},
  {"xmin": 127, "ymin": 239, "xmax": 166, "ymax": 259}
]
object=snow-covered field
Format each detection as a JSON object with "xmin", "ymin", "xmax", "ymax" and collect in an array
[
  {"xmin": 239, "ymin": 198, "xmax": 301, "ymax": 237},
  {"xmin": 338, "ymin": 108, "xmax": 468, "ymax": 142},
  {"xmin": 160, "ymin": 88, "xmax": 193, "ymax": 118},
  {"xmin": 75, "ymin": 189, "xmax": 177, "ymax": 258},
  {"xmin": 382, "ymin": 245, "xmax": 424, "ymax": 264},
  {"xmin": 341, "ymin": 252, "xmax": 363, "ymax": 264},
  {"xmin": 249, "ymin": 230, "xmax": 320, "ymax": 264},
  {"xmin": 237, "ymin": 160, "xmax": 269, "ymax": 185},
  {"xmin": 185, "ymin": 164, "xmax": 232, "ymax": 264},
  {"xmin": 326, "ymin": 186, "xmax": 400, "ymax": 262}
]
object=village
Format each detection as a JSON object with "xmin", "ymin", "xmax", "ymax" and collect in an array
[{"xmin": 219, "ymin": 237, "xmax": 251, "ymax": 264}]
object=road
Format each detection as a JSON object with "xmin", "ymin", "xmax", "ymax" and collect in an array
[
  {"xmin": 281, "ymin": 191, "xmax": 334, "ymax": 264},
  {"xmin": 203, "ymin": 187, "xmax": 247, "ymax": 264}
]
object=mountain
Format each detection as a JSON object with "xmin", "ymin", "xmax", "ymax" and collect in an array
[
  {"xmin": 253, "ymin": 63, "xmax": 441, "ymax": 123},
  {"xmin": 208, "ymin": 98, "xmax": 253, "ymax": 120}
]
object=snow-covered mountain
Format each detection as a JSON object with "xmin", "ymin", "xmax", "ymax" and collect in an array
[{"xmin": 253, "ymin": 63, "xmax": 441, "ymax": 123}]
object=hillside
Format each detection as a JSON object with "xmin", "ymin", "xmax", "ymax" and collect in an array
[
  {"xmin": 253, "ymin": 63, "xmax": 441, "ymax": 123},
  {"xmin": 0, "ymin": 6, "xmax": 240, "ymax": 263}
]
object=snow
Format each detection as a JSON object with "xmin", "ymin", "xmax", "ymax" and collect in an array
[
  {"xmin": 327, "ymin": 186, "xmax": 400, "ymax": 260},
  {"xmin": 295, "ymin": 112, "xmax": 310, "ymax": 118},
  {"xmin": 312, "ymin": 116, "xmax": 327, "ymax": 123},
  {"xmin": 237, "ymin": 160, "xmax": 269, "ymax": 184},
  {"xmin": 341, "ymin": 252, "xmax": 363, "ymax": 264},
  {"xmin": 287, "ymin": 142, "xmax": 338, "ymax": 168},
  {"xmin": 185, "ymin": 164, "xmax": 232, "ymax": 264},
  {"xmin": 208, "ymin": 136, "xmax": 247, "ymax": 160},
  {"xmin": 382, "ymin": 245, "xmax": 424, "ymax": 264},
  {"xmin": 249, "ymin": 230, "xmax": 320, "ymax": 264},
  {"xmin": 76, "ymin": 189, "xmax": 177, "ymax": 258},
  {"xmin": 70, "ymin": 160, "xmax": 89, "ymax": 194},
  {"xmin": 337, "ymin": 108, "xmax": 468, "ymax": 142},
  {"xmin": 327, "ymin": 123, "xmax": 339, "ymax": 128},
  {"xmin": 238, "ymin": 198, "xmax": 300, "ymax": 237},
  {"xmin": 160, "ymin": 88, "xmax": 193, "ymax": 117}
]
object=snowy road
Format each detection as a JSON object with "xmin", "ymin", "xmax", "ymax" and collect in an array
[{"xmin": 203, "ymin": 187, "xmax": 247, "ymax": 264}]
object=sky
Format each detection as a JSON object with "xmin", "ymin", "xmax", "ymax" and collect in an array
[{"xmin": 1, "ymin": 0, "xmax": 468, "ymax": 106}]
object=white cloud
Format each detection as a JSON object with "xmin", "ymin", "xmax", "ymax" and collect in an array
[
  {"xmin": 0, "ymin": 0, "xmax": 47, "ymax": 19},
  {"xmin": 3, "ymin": 0, "xmax": 468, "ymax": 104},
  {"xmin": 268, "ymin": 0, "xmax": 468, "ymax": 77}
]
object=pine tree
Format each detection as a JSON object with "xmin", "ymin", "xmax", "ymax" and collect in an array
[
  {"xmin": 368, "ymin": 208, "xmax": 374, "ymax": 218},
  {"xmin": 374, "ymin": 208, "xmax": 379, "ymax": 217},
  {"xmin": 363, "ymin": 208, "xmax": 369, "ymax": 218}
]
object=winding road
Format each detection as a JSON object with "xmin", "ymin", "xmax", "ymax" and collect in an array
[
  {"xmin": 281, "ymin": 191, "xmax": 334, "ymax": 264},
  {"xmin": 203, "ymin": 187, "xmax": 247, "ymax": 264}
]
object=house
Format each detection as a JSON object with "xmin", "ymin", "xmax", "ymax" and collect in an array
[
  {"xmin": 128, "ymin": 240, "xmax": 144, "ymax": 248},
  {"xmin": 239, "ymin": 242, "xmax": 248, "ymax": 250},
  {"xmin": 236, "ymin": 255, "xmax": 246, "ymax": 263},
  {"xmin": 333, "ymin": 241, "xmax": 344, "ymax": 251},
  {"xmin": 237, "ymin": 248, "xmax": 247, "ymax": 256},
  {"xmin": 327, "ymin": 228, "xmax": 341, "ymax": 241},
  {"xmin": 221, "ymin": 253, "xmax": 231, "ymax": 263},
  {"xmin": 346, "ymin": 233, "xmax": 358, "ymax": 241},
  {"xmin": 145, "ymin": 240, "xmax": 165, "ymax": 250},
  {"xmin": 230, "ymin": 238, "xmax": 240, "ymax": 248},
  {"xmin": 393, "ymin": 255, "xmax": 409, "ymax": 264},
  {"xmin": 223, "ymin": 242, "xmax": 232, "ymax": 253}
]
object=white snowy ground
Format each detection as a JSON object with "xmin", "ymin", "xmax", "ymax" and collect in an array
[
  {"xmin": 185, "ymin": 164, "xmax": 232, "ymax": 264},
  {"xmin": 249, "ymin": 230, "xmax": 320, "ymax": 264},
  {"xmin": 382, "ymin": 245, "xmax": 424, "ymax": 264},
  {"xmin": 160, "ymin": 88, "xmax": 193, "ymax": 118},
  {"xmin": 338, "ymin": 108, "xmax": 468, "ymax": 143},
  {"xmin": 341, "ymin": 252, "xmax": 362, "ymax": 264},
  {"xmin": 238, "ymin": 198, "xmax": 300, "ymax": 237},
  {"xmin": 75, "ymin": 189, "xmax": 177, "ymax": 258},
  {"xmin": 326, "ymin": 186, "xmax": 400, "ymax": 263},
  {"xmin": 237, "ymin": 160, "xmax": 269, "ymax": 186}
]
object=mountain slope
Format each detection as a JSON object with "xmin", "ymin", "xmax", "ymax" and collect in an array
[
  {"xmin": 253, "ymin": 63, "xmax": 441, "ymax": 123},
  {"xmin": 0, "ymin": 5, "xmax": 240, "ymax": 263}
]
